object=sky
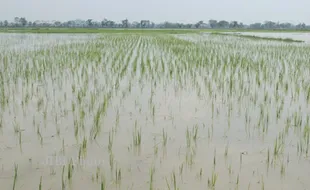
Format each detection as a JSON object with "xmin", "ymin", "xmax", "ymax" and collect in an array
[{"xmin": 0, "ymin": 0, "xmax": 309, "ymax": 24}]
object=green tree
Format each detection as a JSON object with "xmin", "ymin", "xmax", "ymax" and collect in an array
[
  {"xmin": 14, "ymin": 17, "xmax": 20, "ymax": 26},
  {"xmin": 86, "ymin": 19, "xmax": 93, "ymax": 27},
  {"xmin": 4, "ymin": 20, "xmax": 8, "ymax": 27},
  {"xmin": 195, "ymin": 21, "xmax": 204, "ymax": 28},
  {"xmin": 229, "ymin": 21, "xmax": 239, "ymax": 28},
  {"xmin": 20, "ymin": 17, "xmax": 27, "ymax": 27},
  {"xmin": 122, "ymin": 19, "xmax": 129, "ymax": 28},
  {"xmin": 209, "ymin": 20, "xmax": 218, "ymax": 28},
  {"xmin": 218, "ymin": 20, "xmax": 229, "ymax": 28}
]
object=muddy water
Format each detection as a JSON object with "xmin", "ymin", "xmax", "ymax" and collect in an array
[{"xmin": 0, "ymin": 33, "xmax": 310, "ymax": 190}]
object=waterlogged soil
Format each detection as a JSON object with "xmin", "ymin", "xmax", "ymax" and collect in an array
[{"xmin": 0, "ymin": 33, "xmax": 310, "ymax": 190}]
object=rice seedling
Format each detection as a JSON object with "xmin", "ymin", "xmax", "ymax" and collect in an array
[
  {"xmin": 101, "ymin": 174, "xmax": 106, "ymax": 190},
  {"xmin": 273, "ymin": 137, "xmax": 284, "ymax": 158},
  {"xmin": 62, "ymin": 166, "xmax": 66, "ymax": 190},
  {"xmin": 186, "ymin": 127, "xmax": 191, "ymax": 148},
  {"xmin": 39, "ymin": 176, "xmax": 42, "ymax": 190},
  {"xmin": 13, "ymin": 121, "xmax": 20, "ymax": 134},
  {"xmin": 165, "ymin": 177, "xmax": 171, "ymax": 190},
  {"xmin": 133, "ymin": 123, "xmax": 142, "ymax": 148},
  {"xmin": 192, "ymin": 124, "xmax": 198, "ymax": 142},
  {"xmin": 115, "ymin": 165, "xmax": 122, "ymax": 185},
  {"xmin": 81, "ymin": 136, "xmax": 87, "ymax": 157},
  {"xmin": 0, "ymin": 116, "xmax": 3, "ymax": 131},
  {"xmin": 208, "ymin": 170, "xmax": 218, "ymax": 189},
  {"xmin": 18, "ymin": 131, "xmax": 22, "ymax": 153},
  {"xmin": 108, "ymin": 131, "xmax": 114, "ymax": 152},
  {"xmin": 149, "ymin": 164, "xmax": 155, "ymax": 190},
  {"xmin": 171, "ymin": 170, "xmax": 178, "ymax": 190},
  {"xmin": 153, "ymin": 144, "xmax": 158, "ymax": 156},
  {"xmin": 12, "ymin": 164, "xmax": 18, "ymax": 190},
  {"xmin": 185, "ymin": 147, "xmax": 196, "ymax": 167},
  {"xmin": 197, "ymin": 168, "xmax": 203, "ymax": 180},
  {"xmin": 236, "ymin": 174, "xmax": 240, "ymax": 188},
  {"xmin": 179, "ymin": 163, "xmax": 184, "ymax": 177},
  {"xmin": 228, "ymin": 163, "xmax": 232, "ymax": 176},
  {"xmin": 96, "ymin": 167, "xmax": 101, "ymax": 182},
  {"xmin": 266, "ymin": 148, "xmax": 270, "ymax": 171},
  {"xmin": 162, "ymin": 128, "xmax": 168, "ymax": 147},
  {"xmin": 67, "ymin": 159, "xmax": 74, "ymax": 182},
  {"xmin": 261, "ymin": 176, "xmax": 265, "ymax": 190},
  {"xmin": 109, "ymin": 152, "xmax": 114, "ymax": 171},
  {"xmin": 213, "ymin": 149, "xmax": 217, "ymax": 169},
  {"xmin": 224, "ymin": 144, "xmax": 229, "ymax": 159},
  {"xmin": 280, "ymin": 161, "xmax": 286, "ymax": 177}
]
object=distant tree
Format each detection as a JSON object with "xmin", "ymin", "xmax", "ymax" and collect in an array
[
  {"xmin": 86, "ymin": 19, "xmax": 93, "ymax": 27},
  {"xmin": 14, "ymin": 17, "xmax": 20, "ymax": 26},
  {"xmin": 131, "ymin": 21, "xmax": 139, "ymax": 28},
  {"xmin": 140, "ymin": 20, "xmax": 144, "ymax": 28},
  {"xmin": 279, "ymin": 22, "xmax": 292, "ymax": 29},
  {"xmin": 4, "ymin": 20, "xmax": 8, "ymax": 27},
  {"xmin": 122, "ymin": 19, "xmax": 129, "ymax": 28},
  {"xmin": 150, "ymin": 22, "xmax": 155, "ymax": 28},
  {"xmin": 296, "ymin": 23, "xmax": 306, "ymax": 29},
  {"xmin": 1, "ymin": 17, "xmax": 308, "ymax": 30},
  {"xmin": 194, "ymin": 21, "xmax": 204, "ymax": 28},
  {"xmin": 20, "ymin": 17, "xmax": 27, "ymax": 27},
  {"xmin": 209, "ymin": 20, "xmax": 218, "ymax": 28},
  {"xmin": 161, "ymin": 22, "xmax": 166, "ymax": 28},
  {"xmin": 67, "ymin": 21, "xmax": 74, "ymax": 27},
  {"xmin": 250, "ymin": 23, "xmax": 262, "ymax": 29},
  {"xmin": 54, "ymin": 21, "xmax": 61, "ymax": 27},
  {"xmin": 176, "ymin": 23, "xmax": 183, "ymax": 28},
  {"xmin": 107, "ymin": 20, "xmax": 115, "ymax": 28},
  {"xmin": 41, "ymin": 22, "xmax": 51, "ymax": 27},
  {"xmin": 218, "ymin": 20, "xmax": 229, "ymax": 28},
  {"xmin": 229, "ymin": 21, "xmax": 239, "ymax": 28},
  {"xmin": 14, "ymin": 17, "xmax": 19, "ymax": 22},
  {"xmin": 140, "ymin": 20, "xmax": 150, "ymax": 28},
  {"xmin": 263, "ymin": 21, "xmax": 277, "ymax": 29},
  {"xmin": 185, "ymin": 24, "xmax": 192, "ymax": 28},
  {"xmin": 101, "ymin": 19, "xmax": 108, "ymax": 28},
  {"xmin": 163, "ymin": 22, "xmax": 177, "ymax": 28},
  {"xmin": 164, "ymin": 22, "xmax": 182, "ymax": 28},
  {"xmin": 93, "ymin": 21, "xmax": 101, "ymax": 28}
]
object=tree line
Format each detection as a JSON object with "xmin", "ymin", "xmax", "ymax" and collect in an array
[{"xmin": 0, "ymin": 17, "xmax": 309, "ymax": 30}]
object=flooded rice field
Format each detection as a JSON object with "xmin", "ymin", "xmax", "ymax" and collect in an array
[
  {"xmin": 235, "ymin": 32, "xmax": 310, "ymax": 43},
  {"xmin": 0, "ymin": 33, "xmax": 310, "ymax": 190}
]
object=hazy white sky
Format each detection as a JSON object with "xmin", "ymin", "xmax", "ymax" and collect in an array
[{"xmin": 1, "ymin": 0, "xmax": 309, "ymax": 24}]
